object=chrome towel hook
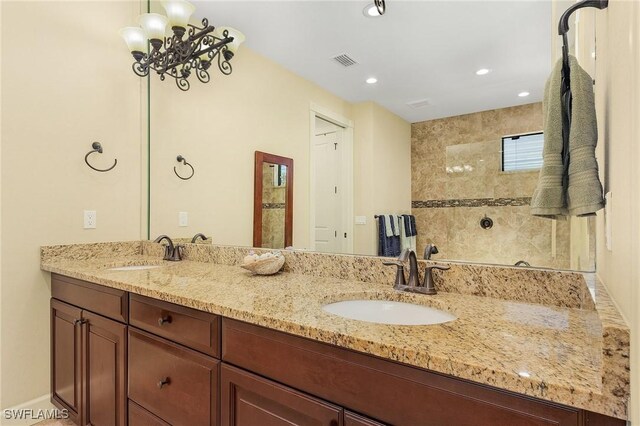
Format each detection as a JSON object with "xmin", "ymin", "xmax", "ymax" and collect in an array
[
  {"xmin": 84, "ymin": 142, "xmax": 117, "ymax": 172},
  {"xmin": 174, "ymin": 155, "xmax": 194, "ymax": 180}
]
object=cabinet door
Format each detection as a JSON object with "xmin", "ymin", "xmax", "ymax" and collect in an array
[
  {"xmin": 82, "ymin": 310, "xmax": 127, "ymax": 426},
  {"xmin": 51, "ymin": 299, "xmax": 83, "ymax": 424},
  {"xmin": 221, "ymin": 363, "xmax": 342, "ymax": 426}
]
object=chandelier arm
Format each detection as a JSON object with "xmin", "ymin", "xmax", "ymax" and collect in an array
[
  {"xmin": 175, "ymin": 78, "xmax": 190, "ymax": 91},
  {"xmin": 217, "ymin": 50, "xmax": 232, "ymax": 75},
  {"xmin": 132, "ymin": 61, "xmax": 150, "ymax": 77},
  {"xmin": 196, "ymin": 37, "xmax": 234, "ymax": 58},
  {"xmin": 196, "ymin": 65, "xmax": 210, "ymax": 83},
  {"xmin": 187, "ymin": 18, "xmax": 210, "ymax": 33},
  {"xmin": 186, "ymin": 26, "xmax": 216, "ymax": 44}
]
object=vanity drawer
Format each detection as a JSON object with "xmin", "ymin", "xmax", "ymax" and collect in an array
[
  {"xmin": 130, "ymin": 294, "xmax": 220, "ymax": 357},
  {"xmin": 51, "ymin": 273, "xmax": 128, "ymax": 322},
  {"xmin": 128, "ymin": 328, "xmax": 219, "ymax": 426},
  {"xmin": 129, "ymin": 400, "xmax": 170, "ymax": 426}
]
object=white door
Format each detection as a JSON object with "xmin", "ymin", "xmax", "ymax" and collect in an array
[{"xmin": 313, "ymin": 120, "xmax": 343, "ymax": 253}]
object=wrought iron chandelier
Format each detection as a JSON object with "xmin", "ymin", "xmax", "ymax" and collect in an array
[{"xmin": 120, "ymin": 0, "xmax": 245, "ymax": 91}]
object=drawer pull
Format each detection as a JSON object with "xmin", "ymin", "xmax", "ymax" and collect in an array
[
  {"xmin": 157, "ymin": 377, "xmax": 170, "ymax": 389},
  {"xmin": 158, "ymin": 315, "xmax": 172, "ymax": 326}
]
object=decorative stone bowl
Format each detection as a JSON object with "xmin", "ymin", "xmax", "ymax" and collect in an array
[{"xmin": 241, "ymin": 253, "xmax": 285, "ymax": 275}]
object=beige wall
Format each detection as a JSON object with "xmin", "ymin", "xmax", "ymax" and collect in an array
[
  {"xmin": 0, "ymin": 1, "xmax": 143, "ymax": 409},
  {"xmin": 410, "ymin": 104, "xmax": 581, "ymax": 269},
  {"xmin": 149, "ymin": 48, "xmax": 411, "ymax": 255},
  {"xmin": 149, "ymin": 46, "xmax": 354, "ymax": 249},
  {"xmin": 589, "ymin": 0, "xmax": 640, "ymax": 423},
  {"xmin": 353, "ymin": 102, "xmax": 412, "ymax": 255}
]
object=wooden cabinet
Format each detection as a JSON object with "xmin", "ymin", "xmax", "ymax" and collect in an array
[
  {"xmin": 50, "ymin": 299, "xmax": 127, "ymax": 426},
  {"xmin": 51, "ymin": 299, "xmax": 82, "ymax": 424},
  {"xmin": 128, "ymin": 328, "xmax": 219, "ymax": 426},
  {"xmin": 128, "ymin": 401, "xmax": 170, "ymax": 426},
  {"xmin": 222, "ymin": 319, "xmax": 584, "ymax": 426},
  {"xmin": 82, "ymin": 310, "xmax": 127, "ymax": 426},
  {"xmin": 50, "ymin": 274, "xmax": 626, "ymax": 426},
  {"xmin": 129, "ymin": 294, "xmax": 220, "ymax": 357},
  {"xmin": 220, "ymin": 363, "xmax": 342, "ymax": 426}
]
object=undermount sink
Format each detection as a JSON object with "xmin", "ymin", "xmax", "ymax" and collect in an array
[
  {"xmin": 323, "ymin": 300, "xmax": 456, "ymax": 326},
  {"xmin": 108, "ymin": 265, "xmax": 164, "ymax": 271}
]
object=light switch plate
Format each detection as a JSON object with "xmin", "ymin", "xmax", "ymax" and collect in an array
[
  {"xmin": 355, "ymin": 216, "xmax": 367, "ymax": 225},
  {"xmin": 179, "ymin": 211, "xmax": 188, "ymax": 227},
  {"xmin": 84, "ymin": 210, "xmax": 96, "ymax": 229}
]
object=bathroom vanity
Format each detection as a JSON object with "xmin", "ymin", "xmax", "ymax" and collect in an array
[{"xmin": 42, "ymin": 242, "xmax": 629, "ymax": 426}]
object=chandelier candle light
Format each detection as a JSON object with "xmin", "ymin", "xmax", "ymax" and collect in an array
[{"xmin": 120, "ymin": 0, "xmax": 245, "ymax": 91}]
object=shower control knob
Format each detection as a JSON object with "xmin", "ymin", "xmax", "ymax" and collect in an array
[{"xmin": 480, "ymin": 216, "xmax": 493, "ymax": 229}]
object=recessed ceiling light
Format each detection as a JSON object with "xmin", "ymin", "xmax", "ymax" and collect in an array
[
  {"xmin": 366, "ymin": 77, "xmax": 378, "ymax": 84},
  {"xmin": 518, "ymin": 91, "xmax": 530, "ymax": 97},
  {"xmin": 476, "ymin": 68, "xmax": 490, "ymax": 76},
  {"xmin": 363, "ymin": 4, "xmax": 381, "ymax": 17}
]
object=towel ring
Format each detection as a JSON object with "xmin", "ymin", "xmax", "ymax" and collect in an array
[
  {"xmin": 174, "ymin": 155, "xmax": 194, "ymax": 180},
  {"xmin": 84, "ymin": 142, "xmax": 117, "ymax": 172}
]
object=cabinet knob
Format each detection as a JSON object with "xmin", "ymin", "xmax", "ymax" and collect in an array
[
  {"xmin": 73, "ymin": 318, "xmax": 87, "ymax": 326},
  {"xmin": 158, "ymin": 315, "xmax": 172, "ymax": 326},
  {"xmin": 157, "ymin": 377, "xmax": 170, "ymax": 389}
]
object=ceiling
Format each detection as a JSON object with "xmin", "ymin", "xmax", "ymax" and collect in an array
[{"xmin": 193, "ymin": 1, "xmax": 553, "ymax": 123}]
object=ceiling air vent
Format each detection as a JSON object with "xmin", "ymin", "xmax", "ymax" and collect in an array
[
  {"xmin": 332, "ymin": 54, "xmax": 358, "ymax": 67},
  {"xmin": 407, "ymin": 99, "xmax": 432, "ymax": 109}
]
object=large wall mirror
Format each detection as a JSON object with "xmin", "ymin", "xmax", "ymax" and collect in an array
[{"xmin": 146, "ymin": 0, "xmax": 596, "ymax": 271}]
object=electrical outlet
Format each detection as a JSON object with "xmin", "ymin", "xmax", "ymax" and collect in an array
[
  {"xmin": 84, "ymin": 210, "xmax": 97, "ymax": 229},
  {"xmin": 179, "ymin": 211, "xmax": 188, "ymax": 227}
]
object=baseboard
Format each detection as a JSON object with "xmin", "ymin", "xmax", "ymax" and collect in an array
[{"xmin": 2, "ymin": 393, "xmax": 59, "ymax": 425}]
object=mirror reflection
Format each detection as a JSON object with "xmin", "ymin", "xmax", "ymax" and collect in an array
[
  {"xmin": 253, "ymin": 151, "xmax": 293, "ymax": 249},
  {"xmin": 148, "ymin": 0, "xmax": 595, "ymax": 271}
]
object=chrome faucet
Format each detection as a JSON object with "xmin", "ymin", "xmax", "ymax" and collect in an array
[
  {"xmin": 153, "ymin": 235, "xmax": 183, "ymax": 261},
  {"xmin": 191, "ymin": 233, "xmax": 208, "ymax": 244},
  {"xmin": 515, "ymin": 260, "xmax": 531, "ymax": 267},
  {"xmin": 383, "ymin": 249, "xmax": 450, "ymax": 295}
]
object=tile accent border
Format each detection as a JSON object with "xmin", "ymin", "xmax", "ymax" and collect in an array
[
  {"xmin": 262, "ymin": 203, "xmax": 285, "ymax": 209},
  {"xmin": 412, "ymin": 197, "xmax": 532, "ymax": 208}
]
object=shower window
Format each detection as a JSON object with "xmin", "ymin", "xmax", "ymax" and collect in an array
[{"xmin": 501, "ymin": 132, "xmax": 544, "ymax": 172}]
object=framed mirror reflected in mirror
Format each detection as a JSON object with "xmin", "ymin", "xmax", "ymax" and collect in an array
[{"xmin": 253, "ymin": 151, "xmax": 293, "ymax": 249}]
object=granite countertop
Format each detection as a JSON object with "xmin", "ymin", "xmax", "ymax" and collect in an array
[{"xmin": 41, "ymin": 250, "xmax": 629, "ymax": 420}]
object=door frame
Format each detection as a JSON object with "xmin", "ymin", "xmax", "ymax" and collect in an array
[
  {"xmin": 253, "ymin": 151, "xmax": 294, "ymax": 248},
  {"xmin": 309, "ymin": 103, "xmax": 354, "ymax": 253}
]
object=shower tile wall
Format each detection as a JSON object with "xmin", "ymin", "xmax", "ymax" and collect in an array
[
  {"xmin": 411, "ymin": 103, "xmax": 572, "ymax": 269},
  {"xmin": 261, "ymin": 164, "xmax": 286, "ymax": 249}
]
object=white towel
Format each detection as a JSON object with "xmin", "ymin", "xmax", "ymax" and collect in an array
[
  {"xmin": 384, "ymin": 215, "xmax": 398, "ymax": 237},
  {"xmin": 392, "ymin": 215, "xmax": 400, "ymax": 236}
]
